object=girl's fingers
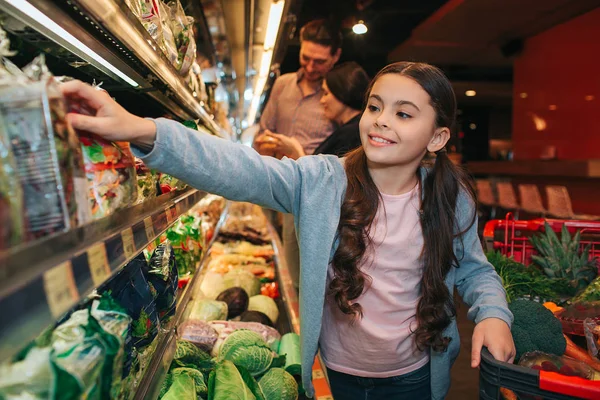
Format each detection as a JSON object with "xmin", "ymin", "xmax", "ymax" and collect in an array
[
  {"xmin": 471, "ymin": 332, "xmax": 484, "ymax": 368},
  {"xmin": 60, "ymin": 80, "xmax": 109, "ymax": 110},
  {"xmin": 67, "ymin": 113, "xmax": 109, "ymax": 136}
]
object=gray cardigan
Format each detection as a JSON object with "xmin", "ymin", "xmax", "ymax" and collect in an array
[{"xmin": 136, "ymin": 118, "xmax": 513, "ymax": 399}]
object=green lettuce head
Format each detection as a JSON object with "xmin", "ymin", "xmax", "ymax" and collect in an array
[{"xmin": 217, "ymin": 330, "xmax": 276, "ymax": 376}]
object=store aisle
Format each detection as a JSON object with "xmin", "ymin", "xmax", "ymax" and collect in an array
[{"xmin": 448, "ymin": 298, "xmax": 479, "ymax": 400}]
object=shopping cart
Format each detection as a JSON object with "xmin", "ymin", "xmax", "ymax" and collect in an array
[{"xmin": 479, "ymin": 214, "xmax": 600, "ymax": 400}]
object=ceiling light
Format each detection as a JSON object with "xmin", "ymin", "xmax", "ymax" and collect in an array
[
  {"xmin": 465, "ymin": 90, "xmax": 476, "ymax": 97},
  {"xmin": 469, "ymin": 123, "xmax": 477, "ymax": 130},
  {"xmin": 247, "ymin": 0, "xmax": 285, "ymax": 125},
  {"xmin": 548, "ymin": 105, "xmax": 557, "ymax": 111},
  {"xmin": 352, "ymin": 21, "xmax": 368, "ymax": 35},
  {"xmin": 519, "ymin": 92, "xmax": 528, "ymax": 99},
  {"xmin": 585, "ymin": 95, "xmax": 595, "ymax": 101},
  {"xmin": 4, "ymin": 0, "xmax": 139, "ymax": 87}
]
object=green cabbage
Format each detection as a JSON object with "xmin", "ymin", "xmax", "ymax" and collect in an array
[
  {"xmin": 187, "ymin": 300, "xmax": 228, "ymax": 321},
  {"xmin": 258, "ymin": 368, "xmax": 298, "ymax": 400},
  {"xmin": 217, "ymin": 330, "xmax": 274, "ymax": 376},
  {"xmin": 222, "ymin": 270, "xmax": 261, "ymax": 297},
  {"xmin": 207, "ymin": 360, "xmax": 263, "ymax": 400},
  {"xmin": 172, "ymin": 340, "xmax": 215, "ymax": 373},
  {"xmin": 247, "ymin": 296, "xmax": 279, "ymax": 324},
  {"xmin": 160, "ymin": 367, "xmax": 204, "ymax": 400}
]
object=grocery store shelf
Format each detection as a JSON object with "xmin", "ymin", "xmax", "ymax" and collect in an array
[
  {"xmin": 0, "ymin": 189, "xmax": 208, "ymax": 362},
  {"xmin": 0, "ymin": 0, "xmax": 231, "ymax": 139},
  {"xmin": 133, "ymin": 202, "xmax": 230, "ymax": 400}
]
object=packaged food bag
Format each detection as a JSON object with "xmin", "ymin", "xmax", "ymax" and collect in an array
[
  {"xmin": 145, "ymin": 242, "xmax": 179, "ymax": 323},
  {"xmin": 68, "ymin": 89, "xmax": 138, "ymax": 220},
  {"xmin": 0, "ymin": 54, "xmax": 88, "ymax": 240},
  {"xmin": 135, "ymin": 157, "xmax": 158, "ymax": 204},
  {"xmin": 103, "ymin": 255, "xmax": 159, "ymax": 375},
  {"xmin": 167, "ymin": 0, "xmax": 196, "ymax": 75}
]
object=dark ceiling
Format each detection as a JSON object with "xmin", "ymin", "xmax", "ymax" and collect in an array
[{"xmin": 280, "ymin": 0, "xmax": 451, "ymax": 78}]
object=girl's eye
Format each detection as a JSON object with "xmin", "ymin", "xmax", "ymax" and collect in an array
[
  {"xmin": 367, "ymin": 105, "xmax": 380, "ymax": 112},
  {"xmin": 397, "ymin": 112, "xmax": 411, "ymax": 119}
]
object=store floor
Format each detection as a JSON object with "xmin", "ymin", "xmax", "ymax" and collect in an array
[{"xmin": 447, "ymin": 298, "xmax": 479, "ymax": 400}]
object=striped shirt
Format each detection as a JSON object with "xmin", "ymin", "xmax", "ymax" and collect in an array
[{"xmin": 260, "ymin": 70, "xmax": 335, "ymax": 155}]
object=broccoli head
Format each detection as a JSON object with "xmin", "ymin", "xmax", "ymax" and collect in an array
[{"xmin": 509, "ymin": 299, "xmax": 566, "ymax": 361}]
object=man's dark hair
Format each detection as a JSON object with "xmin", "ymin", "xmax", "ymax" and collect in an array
[{"xmin": 300, "ymin": 19, "xmax": 342, "ymax": 55}]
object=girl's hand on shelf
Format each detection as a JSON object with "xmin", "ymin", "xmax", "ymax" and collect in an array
[
  {"xmin": 471, "ymin": 317, "xmax": 516, "ymax": 368},
  {"xmin": 60, "ymin": 80, "xmax": 156, "ymax": 148}
]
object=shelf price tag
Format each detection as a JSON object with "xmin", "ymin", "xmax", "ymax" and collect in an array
[
  {"xmin": 44, "ymin": 261, "xmax": 78, "ymax": 318},
  {"xmin": 317, "ymin": 396, "xmax": 334, "ymax": 400},
  {"xmin": 175, "ymin": 201, "xmax": 184, "ymax": 217},
  {"xmin": 144, "ymin": 216, "xmax": 155, "ymax": 240},
  {"xmin": 165, "ymin": 206, "xmax": 174, "ymax": 224},
  {"xmin": 122, "ymin": 228, "xmax": 136, "ymax": 259},
  {"xmin": 88, "ymin": 243, "xmax": 110, "ymax": 286}
]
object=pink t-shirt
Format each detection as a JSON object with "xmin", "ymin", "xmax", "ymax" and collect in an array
[{"xmin": 320, "ymin": 184, "xmax": 429, "ymax": 377}]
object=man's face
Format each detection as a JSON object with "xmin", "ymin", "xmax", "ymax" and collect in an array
[{"xmin": 299, "ymin": 41, "xmax": 340, "ymax": 82}]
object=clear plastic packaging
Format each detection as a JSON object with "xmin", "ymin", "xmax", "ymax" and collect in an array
[
  {"xmin": 0, "ymin": 55, "xmax": 88, "ymax": 241},
  {"xmin": 167, "ymin": 0, "xmax": 196, "ymax": 75},
  {"xmin": 69, "ymin": 94, "xmax": 138, "ymax": 220},
  {"xmin": 135, "ymin": 157, "xmax": 158, "ymax": 204},
  {"xmin": 519, "ymin": 351, "xmax": 600, "ymax": 380}
]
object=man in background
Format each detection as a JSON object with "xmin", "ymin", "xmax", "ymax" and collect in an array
[{"xmin": 254, "ymin": 19, "xmax": 342, "ymax": 290}]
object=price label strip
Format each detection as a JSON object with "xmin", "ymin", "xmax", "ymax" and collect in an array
[
  {"xmin": 122, "ymin": 227, "xmax": 136, "ymax": 259},
  {"xmin": 144, "ymin": 216, "xmax": 156, "ymax": 240},
  {"xmin": 175, "ymin": 201, "xmax": 184, "ymax": 217},
  {"xmin": 44, "ymin": 261, "xmax": 78, "ymax": 318},
  {"xmin": 88, "ymin": 243, "xmax": 111, "ymax": 286},
  {"xmin": 165, "ymin": 206, "xmax": 174, "ymax": 224}
]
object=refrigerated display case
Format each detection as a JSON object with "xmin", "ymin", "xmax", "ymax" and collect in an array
[{"xmin": 0, "ymin": 1, "xmax": 333, "ymax": 398}]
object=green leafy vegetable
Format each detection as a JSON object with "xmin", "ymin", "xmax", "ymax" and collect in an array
[
  {"xmin": 529, "ymin": 222, "xmax": 598, "ymax": 293},
  {"xmin": 217, "ymin": 330, "xmax": 275, "ymax": 376},
  {"xmin": 486, "ymin": 251, "xmax": 572, "ymax": 302},
  {"xmin": 258, "ymin": 368, "xmax": 298, "ymax": 400},
  {"xmin": 207, "ymin": 360, "xmax": 260, "ymax": 400},
  {"xmin": 172, "ymin": 340, "xmax": 215, "ymax": 373},
  {"xmin": 248, "ymin": 295, "xmax": 279, "ymax": 324}
]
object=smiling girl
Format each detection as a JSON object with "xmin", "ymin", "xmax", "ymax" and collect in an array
[{"xmin": 61, "ymin": 61, "xmax": 515, "ymax": 400}]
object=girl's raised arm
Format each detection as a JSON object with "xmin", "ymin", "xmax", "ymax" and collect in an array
[{"xmin": 61, "ymin": 80, "xmax": 331, "ymax": 214}]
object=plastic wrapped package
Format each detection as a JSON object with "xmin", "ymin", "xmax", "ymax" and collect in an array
[
  {"xmin": 145, "ymin": 242, "xmax": 179, "ymax": 323},
  {"xmin": 519, "ymin": 351, "xmax": 600, "ymax": 380},
  {"xmin": 126, "ymin": 0, "xmax": 179, "ymax": 67},
  {"xmin": 159, "ymin": 173, "xmax": 187, "ymax": 194},
  {"xmin": 166, "ymin": 215, "xmax": 203, "ymax": 277},
  {"xmin": 135, "ymin": 158, "xmax": 158, "ymax": 203},
  {"xmin": 166, "ymin": 0, "xmax": 196, "ymax": 75},
  {"xmin": 0, "ymin": 113, "xmax": 23, "ymax": 249},
  {"xmin": 69, "ymin": 95, "xmax": 138, "ymax": 219},
  {"xmin": 102, "ymin": 255, "xmax": 160, "ymax": 377},
  {"xmin": 0, "ymin": 55, "xmax": 88, "ymax": 241},
  {"xmin": 51, "ymin": 296, "xmax": 131, "ymax": 399},
  {"xmin": 178, "ymin": 320, "xmax": 219, "ymax": 353},
  {"xmin": 208, "ymin": 320, "xmax": 281, "ymax": 356}
]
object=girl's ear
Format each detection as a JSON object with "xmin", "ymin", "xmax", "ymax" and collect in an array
[{"xmin": 427, "ymin": 127, "xmax": 450, "ymax": 153}]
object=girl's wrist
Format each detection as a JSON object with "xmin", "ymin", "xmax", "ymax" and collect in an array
[{"xmin": 131, "ymin": 117, "xmax": 157, "ymax": 149}]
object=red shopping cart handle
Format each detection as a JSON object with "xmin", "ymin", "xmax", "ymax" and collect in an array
[
  {"xmin": 539, "ymin": 371, "xmax": 600, "ymax": 399},
  {"xmin": 481, "ymin": 348, "xmax": 600, "ymax": 399}
]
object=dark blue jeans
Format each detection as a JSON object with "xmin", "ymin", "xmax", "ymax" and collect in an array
[{"xmin": 326, "ymin": 363, "xmax": 431, "ymax": 400}]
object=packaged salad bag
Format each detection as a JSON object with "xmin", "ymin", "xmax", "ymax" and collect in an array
[
  {"xmin": 0, "ymin": 50, "xmax": 88, "ymax": 241},
  {"xmin": 67, "ymin": 83, "xmax": 138, "ymax": 219}
]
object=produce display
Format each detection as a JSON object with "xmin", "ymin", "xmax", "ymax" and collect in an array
[
  {"xmin": 157, "ymin": 202, "xmax": 302, "ymax": 400},
  {"xmin": 485, "ymin": 220, "xmax": 600, "ymax": 400},
  {"xmin": 0, "ymin": 195, "xmax": 226, "ymax": 399}
]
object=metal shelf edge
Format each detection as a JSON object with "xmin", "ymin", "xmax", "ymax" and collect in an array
[{"xmin": 0, "ymin": 189, "xmax": 208, "ymax": 362}]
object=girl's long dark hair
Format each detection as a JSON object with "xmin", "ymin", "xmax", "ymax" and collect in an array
[{"xmin": 330, "ymin": 62, "xmax": 477, "ymax": 352}]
